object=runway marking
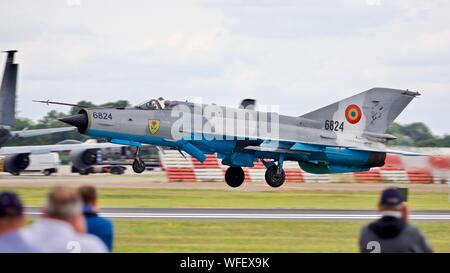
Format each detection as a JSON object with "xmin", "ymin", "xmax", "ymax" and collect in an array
[{"xmin": 26, "ymin": 212, "xmax": 450, "ymax": 221}]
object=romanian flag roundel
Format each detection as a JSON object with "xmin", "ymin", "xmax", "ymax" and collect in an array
[{"xmin": 345, "ymin": 104, "xmax": 362, "ymax": 124}]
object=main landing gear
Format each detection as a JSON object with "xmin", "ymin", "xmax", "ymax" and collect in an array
[
  {"xmin": 224, "ymin": 156, "xmax": 286, "ymax": 188},
  {"xmin": 132, "ymin": 147, "xmax": 146, "ymax": 173},
  {"xmin": 225, "ymin": 167, "xmax": 245, "ymax": 188},
  {"xmin": 265, "ymin": 165, "xmax": 285, "ymax": 188},
  {"xmin": 263, "ymin": 156, "xmax": 285, "ymax": 188}
]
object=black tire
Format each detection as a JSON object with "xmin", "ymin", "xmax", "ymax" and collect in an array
[
  {"xmin": 43, "ymin": 169, "xmax": 52, "ymax": 176},
  {"xmin": 265, "ymin": 165, "xmax": 285, "ymax": 188},
  {"xmin": 225, "ymin": 167, "xmax": 245, "ymax": 188},
  {"xmin": 132, "ymin": 159, "xmax": 146, "ymax": 173},
  {"xmin": 10, "ymin": 172, "xmax": 20, "ymax": 176}
]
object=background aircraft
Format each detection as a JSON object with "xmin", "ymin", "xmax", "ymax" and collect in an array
[
  {"xmin": 0, "ymin": 50, "xmax": 121, "ymax": 175},
  {"xmin": 53, "ymin": 87, "xmax": 421, "ymax": 188},
  {"xmin": 0, "ymin": 50, "xmax": 75, "ymax": 145}
]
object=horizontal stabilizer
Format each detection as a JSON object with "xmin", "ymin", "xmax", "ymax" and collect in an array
[{"xmin": 10, "ymin": 127, "xmax": 76, "ymax": 138}]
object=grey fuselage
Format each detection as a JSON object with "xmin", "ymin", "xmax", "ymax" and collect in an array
[
  {"xmin": 59, "ymin": 88, "xmax": 419, "ymax": 173},
  {"xmin": 79, "ymin": 100, "xmax": 385, "ymax": 169}
]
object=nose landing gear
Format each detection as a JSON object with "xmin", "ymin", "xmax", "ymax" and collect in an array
[{"xmin": 132, "ymin": 147, "xmax": 146, "ymax": 173}]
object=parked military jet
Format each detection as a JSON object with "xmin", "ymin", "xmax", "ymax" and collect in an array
[
  {"xmin": 45, "ymin": 88, "xmax": 420, "ymax": 188},
  {"xmin": 0, "ymin": 50, "xmax": 75, "ymax": 145},
  {"xmin": 0, "ymin": 51, "xmax": 123, "ymax": 175}
]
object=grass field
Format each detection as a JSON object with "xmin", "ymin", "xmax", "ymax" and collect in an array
[
  {"xmin": 9, "ymin": 187, "xmax": 450, "ymax": 210},
  {"xmin": 114, "ymin": 220, "xmax": 450, "ymax": 252}
]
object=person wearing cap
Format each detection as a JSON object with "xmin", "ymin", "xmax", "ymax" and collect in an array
[
  {"xmin": 23, "ymin": 187, "xmax": 108, "ymax": 253},
  {"xmin": 359, "ymin": 187, "xmax": 432, "ymax": 253},
  {"xmin": 78, "ymin": 185, "xmax": 114, "ymax": 251},
  {"xmin": 0, "ymin": 191, "xmax": 36, "ymax": 252}
]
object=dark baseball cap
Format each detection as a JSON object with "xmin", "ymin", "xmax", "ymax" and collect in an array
[
  {"xmin": 0, "ymin": 191, "xmax": 24, "ymax": 218},
  {"xmin": 379, "ymin": 188, "xmax": 404, "ymax": 208}
]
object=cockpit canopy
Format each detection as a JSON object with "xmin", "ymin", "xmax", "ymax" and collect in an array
[
  {"xmin": 135, "ymin": 98, "xmax": 193, "ymax": 110},
  {"xmin": 135, "ymin": 98, "xmax": 165, "ymax": 110}
]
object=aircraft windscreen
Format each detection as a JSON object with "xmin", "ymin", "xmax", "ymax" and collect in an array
[{"xmin": 135, "ymin": 99, "xmax": 164, "ymax": 110}]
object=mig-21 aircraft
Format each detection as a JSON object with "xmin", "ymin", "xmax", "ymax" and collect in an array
[{"xmin": 38, "ymin": 88, "xmax": 421, "ymax": 188}]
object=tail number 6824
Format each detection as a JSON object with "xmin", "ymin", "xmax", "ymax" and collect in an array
[{"xmin": 324, "ymin": 120, "xmax": 344, "ymax": 132}]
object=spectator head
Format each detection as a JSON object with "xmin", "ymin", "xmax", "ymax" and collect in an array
[
  {"xmin": 378, "ymin": 187, "xmax": 409, "ymax": 221},
  {"xmin": 43, "ymin": 187, "xmax": 85, "ymax": 232},
  {"xmin": 0, "ymin": 191, "xmax": 26, "ymax": 234},
  {"xmin": 378, "ymin": 188, "xmax": 404, "ymax": 210},
  {"xmin": 78, "ymin": 185, "xmax": 98, "ymax": 208}
]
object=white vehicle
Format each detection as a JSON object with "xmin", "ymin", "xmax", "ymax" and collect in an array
[{"xmin": 22, "ymin": 153, "xmax": 60, "ymax": 176}]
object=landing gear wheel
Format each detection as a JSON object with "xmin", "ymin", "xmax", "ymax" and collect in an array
[
  {"xmin": 225, "ymin": 167, "xmax": 245, "ymax": 188},
  {"xmin": 265, "ymin": 165, "xmax": 285, "ymax": 188},
  {"xmin": 132, "ymin": 159, "xmax": 146, "ymax": 173}
]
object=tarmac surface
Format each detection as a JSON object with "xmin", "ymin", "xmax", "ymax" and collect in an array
[
  {"xmin": 0, "ymin": 167, "xmax": 448, "ymax": 192},
  {"xmin": 25, "ymin": 208, "xmax": 450, "ymax": 221},
  {"xmin": 4, "ymin": 167, "xmax": 450, "ymax": 222}
]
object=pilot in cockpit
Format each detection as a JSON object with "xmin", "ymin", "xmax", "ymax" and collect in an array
[
  {"xmin": 135, "ymin": 97, "xmax": 165, "ymax": 110},
  {"xmin": 135, "ymin": 98, "xmax": 191, "ymax": 110}
]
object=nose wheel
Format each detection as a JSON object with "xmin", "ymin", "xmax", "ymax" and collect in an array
[
  {"xmin": 225, "ymin": 167, "xmax": 245, "ymax": 188},
  {"xmin": 265, "ymin": 165, "xmax": 285, "ymax": 188},
  {"xmin": 132, "ymin": 146, "xmax": 146, "ymax": 173},
  {"xmin": 132, "ymin": 158, "xmax": 146, "ymax": 173}
]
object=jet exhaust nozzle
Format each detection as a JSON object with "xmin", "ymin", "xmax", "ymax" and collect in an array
[{"xmin": 59, "ymin": 112, "xmax": 88, "ymax": 134}]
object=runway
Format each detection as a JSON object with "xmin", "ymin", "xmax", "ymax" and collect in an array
[
  {"xmin": 1, "ymin": 168, "xmax": 447, "ymax": 193},
  {"xmin": 25, "ymin": 208, "xmax": 450, "ymax": 221}
]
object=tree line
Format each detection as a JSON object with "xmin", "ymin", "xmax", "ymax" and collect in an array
[{"xmin": 387, "ymin": 122, "xmax": 450, "ymax": 147}]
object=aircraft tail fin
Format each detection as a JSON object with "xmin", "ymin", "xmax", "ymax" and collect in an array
[
  {"xmin": 300, "ymin": 88, "xmax": 420, "ymax": 134},
  {"xmin": 0, "ymin": 50, "xmax": 18, "ymax": 128}
]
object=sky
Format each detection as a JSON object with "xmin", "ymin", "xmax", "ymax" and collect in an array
[{"xmin": 1, "ymin": 0, "xmax": 449, "ymax": 134}]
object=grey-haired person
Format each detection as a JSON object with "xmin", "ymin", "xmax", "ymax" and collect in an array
[{"xmin": 23, "ymin": 187, "xmax": 108, "ymax": 253}]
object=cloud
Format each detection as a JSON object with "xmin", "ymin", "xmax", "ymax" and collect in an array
[
  {"xmin": 215, "ymin": 0, "xmax": 400, "ymax": 39},
  {"xmin": 1, "ymin": 0, "xmax": 450, "ymax": 135}
]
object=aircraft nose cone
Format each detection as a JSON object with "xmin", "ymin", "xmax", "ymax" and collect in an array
[{"xmin": 59, "ymin": 113, "xmax": 88, "ymax": 134}]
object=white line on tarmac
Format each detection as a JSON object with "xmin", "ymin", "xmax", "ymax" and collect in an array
[{"xmin": 26, "ymin": 212, "xmax": 450, "ymax": 221}]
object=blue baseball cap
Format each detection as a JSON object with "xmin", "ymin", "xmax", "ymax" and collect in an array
[
  {"xmin": 0, "ymin": 191, "xmax": 23, "ymax": 218},
  {"xmin": 379, "ymin": 188, "xmax": 404, "ymax": 208}
]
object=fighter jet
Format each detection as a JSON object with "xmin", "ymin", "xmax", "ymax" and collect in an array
[
  {"xmin": 0, "ymin": 51, "xmax": 122, "ymax": 175},
  {"xmin": 48, "ymin": 88, "xmax": 421, "ymax": 188},
  {"xmin": 0, "ymin": 50, "xmax": 75, "ymax": 145}
]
